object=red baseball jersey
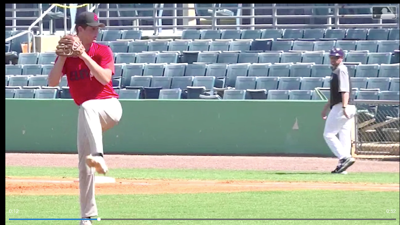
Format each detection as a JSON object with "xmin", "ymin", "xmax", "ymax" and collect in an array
[{"xmin": 55, "ymin": 42, "xmax": 119, "ymax": 106}]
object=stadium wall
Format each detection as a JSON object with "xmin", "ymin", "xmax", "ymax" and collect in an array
[{"xmin": 5, "ymin": 99, "xmax": 334, "ymax": 157}]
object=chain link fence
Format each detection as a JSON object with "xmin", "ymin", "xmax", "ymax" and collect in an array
[{"xmin": 354, "ymin": 100, "xmax": 400, "ymax": 159}]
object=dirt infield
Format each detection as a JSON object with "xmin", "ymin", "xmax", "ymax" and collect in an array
[{"xmin": 6, "ymin": 153, "xmax": 400, "ymax": 196}]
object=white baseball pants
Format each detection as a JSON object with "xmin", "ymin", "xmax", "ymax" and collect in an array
[
  {"xmin": 323, "ymin": 103, "xmax": 356, "ymax": 160},
  {"xmin": 77, "ymin": 98, "xmax": 123, "ymax": 218}
]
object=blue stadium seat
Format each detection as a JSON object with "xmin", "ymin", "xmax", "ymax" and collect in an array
[
  {"xmin": 310, "ymin": 64, "xmax": 332, "ymax": 78},
  {"xmin": 248, "ymin": 63, "xmax": 270, "ymax": 77},
  {"xmin": 356, "ymin": 40, "xmax": 378, "ymax": 52},
  {"xmin": 156, "ymin": 52, "xmax": 179, "ymax": 63},
  {"xmin": 14, "ymin": 89, "xmax": 35, "ymax": 98},
  {"xmin": 151, "ymin": 76, "xmax": 172, "ymax": 89},
  {"xmin": 128, "ymin": 40, "xmax": 149, "ymax": 53},
  {"xmin": 129, "ymin": 76, "xmax": 152, "ymax": 88},
  {"xmin": 346, "ymin": 64, "xmax": 358, "ymax": 77},
  {"xmin": 302, "ymin": 52, "xmax": 324, "ymax": 64},
  {"xmin": 351, "ymin": 77, "xmax": 368, "ymax": 89},
  {"xmin": 280, "ymin": 52, "xmax": 302, "ymax": 63},
  {"xmin": 323, "ymin": 52, "xmax": 332, "ymax": 64},
  {"xmin": 258, "ymin": 52, "xmax": 281, "ymax": 64},
  {"xmin": 226, "ymin": 63, "xmax": 249, "ymax": 87},
  {"xmin": 250, "ymin": 39, "xmax": 273, "ymax": 51},
  {"xmin": 283, "ymin": 29, "xmax": 303, "ymax": 39},
  {"xmin": 109, "ymin": 41, "xmax": 129, "ymax": 53},
  {"xmin": 235, "ymin": 76, "xmax": 257, "ymax": 90},
  {"xmin": 121, "ymin": 63, "xmax": 145, "ymax": 88},
  {"xmin": 325, "ymin": 29, "xmax": 346, "ymax": 39},
  {"xmin": 256, "ymin": 77, "xmax": 279, "ymax": 90},
  {"xmin": 185, "ymin": 63, "xmax": 206, "ymax": 77},
  {"xmin": 6, "ymin": 64, "xmax": 22, "ymax": 75},
  {"xmin": 366, "ymin": 77, "xmax": 391, "ymax": 91},
  {"xmin": 209, "ymin": 40, "xmax": 231, "ymax": 51},
  {"xmin": 322, "ymin": 77, "xmax": 330, "ymax": 87},
  {"xmin": 18, "ymin": 53, "xmax": 38, "ymax": 64},
  {"xmin": 367, "ymin": 29, "xmax": 389, "ymax": 40},
  {"xmin": 121, "ymin": 30, "xmax": 142, "ymax": 40},
  {"xmin": 379, "ymin": 91, "xmax": 399, "ymax": 100},
  {"xmin": 303, "ymin": 29, "xmax": 325, "ymax": 39},
  {"xmin": 367, "ymin": 52, "xmax": 392, "ymax": 64},
  {"xmin": 221, "ymin": 30, "xmax": 241, "ymax": 40},
  {"xmin": 148, "ymin": 40, "xmax": 170, "ymax": 52},
  {"xmin": 115, "ymin": 53, "xmax": 136, "ymax": 64},
  {"xmin": 5, "ymin": 75, "xmax": 10, "ymax": 86},
  {"xmin": 60, "ymin": 87, "xmax": 71, "ymax": 99},
  {"xmin": 223, "ymin": 89, "xmax": 246, "ymax": 100},
  {"xmin": 238, "ymin": 52, "xmax": 259, "ymax": 63},
  {"xmin": 34, "ymin": 88, "xmax": 57, "ymax": 99},
  {"xmin": 261, "ymin": 29, "xmax": 283, "ymax": 40},
  {"xmin": 346, "ymin": 29, "xmax": 367, "ymax": 40},
  {"xmin": 28, "ymin": 75, "xmax": 48, "ymax": 87},
  {"xmin": 346, "ymin": 51, "xmax": 368, "ymax": 64},
  {"xmin": 143, "ymin": 63, "xmax": 166, "ymax": 77},
  {"xmin": 289, "ymin": 90, "xmax": 312, "ymax": 100},
  {"xmin": 313, "ymin": 41, "xmax": 335, "ymax": 51},
  {"xmin": 38, "ymin": 52, "xmax": 57, "ymax": 64},
  {"xmin": 142, "ymin": 87, "xmax": 162, "ymax": 99},
  {"xmin": 300, "ymin": 77, "xmax": 324, "ymax": 90},
  {"xmin": 200, "ymin": 30, "xmax": 221, "ymax": 40},
  {"xmin": 271, "ymin": 40, "xmax": 293, "ymax": 51},
  {"xmin": 168, "ymin": 40, "xmax": 190, "ymax": 52},
  {"xmin": 389, "ymin": 78, "xmax": 399, "ymax": 91},
  {"xmin": 240, "ymin": 29, "xmax": 262, "ymax": 39},
  {"xmin": 171, "ymin": 77, "xmax": 193, "ymax": 90},
  {"xmin": 9, "ymin": 30, "xmax": 30, "ymax": 54},
  {"xmin": 278, "ymin": 77, "xmax": 301, "ymax": 90},
  {"xmin": 5, "ymin": 89, "xmax": 15, "ymax": 98},
  {"xmin": 206, "ymin": 63, "xmax": 228, "ymax": 78},
  {"xmin": 8, "ymin": 75, "xmax": 30, "ymax": 87},
  {"xmin": 378, "ymin": 64, "xmax": 400, "ymax": 78},
  {"xmin": 246, "ymin": 89, "xmax": 267, "ymax": 99},
  {"xmin": 192, "ymin": 76, "xmax": 215, "ymax": 90},
  {"xmin": 41, "ymin": 65, "xmax": 53, "ymax": 75},
  {"xmin": 96, "ymin": 41, "xmax": 110, "ymax": 46},
  {"xmin": 135, "ymin": 52, "xmax": 157, "ymax": 63},
  {"xmin": 119, "ymin": 89, "xmax": 140, "ymax": 99},
  {"xmin": 229, "ymin": 40, "xmax": 252, "ymax": 51},
  {"xmin": 217, "ymin": 51, "xmax": 239, "ymax": 64},
  {"xmin": 101, "ymin": 30, "xmax": 122, "ymax": 41},
  {"xmin": 377, "ymin": 40, "xmax": 400, "ymax": 52},
  {"xmin": 269, "ymin": 63, "xmax": 291, "ymax": 77},
  {"xmin": 197, "ymin": 51, "xmax": 219, "ymax": 64},
  {"xmin": 355, "ymin": 64, "xmax": 379, "ymax": 78},
  {"xmin": 312, "ymin": 89, "xmax": 330, "ymax": 100},
  {"xmin": 182, "ymin": 29, "xmax": 201, "ymax": 39},
  {"xmin": 22, "ymin": 64, "xmax": 42, "ymax": 75},
  {"xmin": 290, "ymin": 64, "xmax": 313, "ymax": 77},
  {"xmin": 267, "ymin": 90, "xmax": 289, "ymax": 100},
  {"xmin": 59, "ymin": 76, "xmax": 68, "ymax": 87},
  {"xmin": 388, "ymin": 29, "xmax": 399, "ymax": 40},
  {"xmin": 356, "ymin": 90, "xmax": 379, "ymax": 100},
  {"xmin": 188, "ymin": 40, "xmax": 210, "ymax": 51},
  {"xmin": 114, "ymin": 63, "xmax": 123, "ymax": 77},
  {"xmin": 292, "ymin": 41, "xmax": 314, "ymax": 51},
  {"xmin": 163, "ymin": 63, "xmax": 187, "ymax": 77},
  {"xmin": 335, "ymin": 40, "xmax": 357, "ymax": 51}
]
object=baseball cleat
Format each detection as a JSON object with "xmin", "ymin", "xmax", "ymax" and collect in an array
[
  {"xmin": 332, "ymin": 157, "xmax": 355, "ymax": 174},
  {"xmin": 86, "ymin": 155, "xmax": 108, "ymax": 175},
  {"xmin": 80, "ymin": 219, "xmax": 92, "ymax": 225}
]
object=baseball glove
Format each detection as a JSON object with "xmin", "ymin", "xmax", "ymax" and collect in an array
[{"xmin": 55, "ymin": 34, "xmax": 85, "ymax": 57}]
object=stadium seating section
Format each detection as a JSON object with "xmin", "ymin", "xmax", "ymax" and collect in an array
[{"xmin": 6, "ymin": 28, "xmax": 400, "ymax": 100}]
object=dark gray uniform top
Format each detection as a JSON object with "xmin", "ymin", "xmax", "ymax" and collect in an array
[{"xmin": 329, "ymin": 63, "xmax": 353, "ymax": 109}]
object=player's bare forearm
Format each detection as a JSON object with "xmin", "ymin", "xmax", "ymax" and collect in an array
[
  {"xmin": 323, "ymin": 99, "xmax": 330, "ymax": 110},
  {"xmin": 80, "ymin": 53, "xmax": 112, "ymax": 85},
  {"xmin": 341, "ymin": 92, "xmax": 349, "ymax": 107},
  {"xmin": 48, "ymin": 56, "xmax": 66, "ymax": 86}
]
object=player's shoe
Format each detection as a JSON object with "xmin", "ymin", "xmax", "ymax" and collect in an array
[
  {"xmin": 331, "ymin": 157, "xmax": 355, "ymax": 174},
  {"xmin": 86, "ymin": 155, "xmax": 108, "ymax": 174},
  {"xmin": 80, "ymin": 219, "xmax": 92, "ymax": 225}
]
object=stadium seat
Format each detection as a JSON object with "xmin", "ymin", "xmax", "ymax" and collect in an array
[
  {"xmin": 38, "ymin": 52, "xmax": 57, "ymax": 64},
  {"xmin": 185, "ymin": 63, "xmax": 206, "ymax": 77},
  {"xmin": 258, "ymin": 52, "xmax": 281, "ymax": 64},
  {"xmin": 8, "ymin": 75, "xmax": 30, "ymax": 87},
  {"xmin": 115, "ymin": 53, "xmax": 136, "ymax": 64},
  {"xmin": 256, "ymin": 77, "xmax": 279, "ymax": 90},
  {"xmin": 209, "ymin": 40, "xmax": 231, "ymax": 52},
  {"xmin": 6, "ymin": 64, "xmax": 23, "ymax": 75},
  {"xmin": 351, "ymin": 77, "xmax": 368, "ymax": 89},
  {"xmin": 367, "ymin": 29, "xmax": 389, "ymax": 40},
  {"xmin": 22, "ymin": 64, "xmax": 42, "ymax": 75},
  {"xmin": 269, "ymin": 63, "xmax": 291, "ymax": 77},
  {"xmin": 114, "ymin": 63, "xmax": 123, "ymax": 77},
  {"xmin": 223, "ymin": 89, "xmax": 246, "ymax": 99},
  {"xmin": 292, "ymin": 41, "xmax": 314, "ymax": 51},
  {"xmin": 289, "ymin": 90, "xmax": 312, "ymax": 100},
  {"xmin": 378, "ymin": 64, "xmax": 400, "ymax": 78},
  {"xmin": 180, "ymin": 51, "xmax": 199, "ymax": 64},
  {"xmin": 96, "ymin": 41, "xmax": 109, "ymax": 46},
  {"xmin": 156, "ymin": 52, "xmax": 179, "ymax": 63},
  {"xmin": 17, "ymin": 53, "xmax": 38, "ymax": 64},
  {"xmin": 148, "ymin": 40, "xmax": 170, "ymax": 52},
  {"xmin": 197, "ymin": 51, "xmax": 219, "ymax": 64},
  {"xmin": 226, "ymin": 63, "xmax": 249, "ymax": 87},
  {"xmin": 388, "ymin": 28, "xmax": 400, "ymax": 40},
  {"xmin": 250, "ymin": 39, "xmax": 273, "ymax": 51},
  {"xmin": 170, "ymin": 77, "xmax": 193, "ymax": 90},
  {"xmin": 60, "ymin": 87, "xmax": 71, "ymax": 98},
  {"xmin": 119, "ymin": 89, "xmax": 140, "ymax": 99},
  {"xmin": 101, "ymin": 30, "xmax": 121, "ymax": 41},
  {"xmin": 322, "ymin": 77, "xmax": 330, "ymax": 87},
  {"xmin": 271, "ymin": 40, "xmax": 293, "ymax": 51},
  {"xmin": 238, "ymin": 52, "xmax": 259, "ymax": 63},
  {"xmin": 229, "ymin": 40, "xmax": 252, "ymax": 51},
  {"xmin": 377, "ymin": 40, "xmax": 400, "ymax": 52},
  {"xmin": 168, "ymin": 40, "xmax": 190, "ymax": 52},
  {"xmin": 246, "ymin": 89, "xmax": 267, "ymax": 99},
  {"xmin": 163, "ymin": 63, "xmax": 187, "ymax": 77},
  {"xmin": 41, "ymin": 65, "xmax": 53, "ymax": 75},
  {"xmin": 313, "ymin": 41, "xmax": 335, "ymax": 51},
  {"xmin": 234, "ymin": 76, "xmax": 257, "ymax": 90},
  {"xmin": 346, "ymin": 64, "xmax": 358, "ymax": 77},
  {"xmin": 283, "ymin": 29, "xmax": 303, "ymax": 39},
  {"xmin": 346, "ymin": 29, "xmax": 367, "ymax": 40},
  {"xmin": 129, "ymin": 76, "xmax": 152, "ymax": 88},
  {"xmin": 128, "ymin": 40, "xmax": 149, "ymax": 53},
  {"xmin": 217, "ymin": 51, "xmax": 239, "ymax": 64},
  {"xmin": 34, "ymin": 88, "xmax": 57, "ymax": 99},
  {"xmin": 200, "ymin": 30, "xmax": 221, "ymax": 40},
  {"xmin": 141, "ymin": 87, "xmax": 162, "ymax": 99},
  {"xmin": 356, "ymin": 40, "xmax": 378, "ymax": 52},
  {"xmin": 5, "ymin": 89, "xmax": 15, "ymax": 98},
  {"xmin": 389, "ymin": 78, "xmax": 399, "ymax": 91},
  {"xmin": 355, "ymin": 64, "xmax": 379, "ymax": 78},
  {"xmin": 325, "ymin": 29, "xmax": 346, "ymax": 39},
  {"xmin": 151, "ymin": 76, "xmax": 172, "ymax": 89},
  {"xmin": 267, "ymin": 90, "xmax": 289, "ymax": 100},
  {"xmin": 300, "ymin": 77, "xmax": 324, "ymax": 90},
  {"xmin": 366, "ymin": 77, "xmax": 391, "ymax": 91},
  {"xmin": 356, "ymin": 90, "xmax": 379, "ymax": 100},
  {"xmin": 192, "ymin": 76, "xmax": 215, "ymax": 91},
  {"xmin": 186, "ymin": 86, "xmax": 206, "ymax": 99},
  {"xmin": 290, "ymin": 64, "xmax": 312, "ymax": 77},
  {"xmin": 311, "ymin": 89, "xmax": 330, "ymax": 100},
  {"xmin": 379, "ymin": 91, "xmax": 399, "ymax": 100},
  {"xmin": 5, "ymin": 75, "xmax": 10, "ymax": 86},
  {"xmin": 278, "ymin": 77, "xmax": 301, "ymax": 90},
  {"xmin": 135, "ymin": 52, "xmax": 157, "ymax": 63},
  {"xmin": 188, "ymin": 40, "xmax": 210, "ymax": 51},
  {"xmin": 58, "ymin": 76, "xmax": 68, "ymax": 87},
  {"xmin": 367, "ymin": 52, "xmax": 392, "ymax": 64},
  {"xmin": 182, "ymin": 29, "xmax": 201, "ymax": 39},
  {"xmin": 310, "ymin": 64, "xmax": 331, "ymax": 78},
  {"xmin": 121, "ymin": 63, "xmax": 144, "ymax": 88},
  {"xmin": 143, "ymin": 63, "xmax": 165, "ymax": 77},
  {"xmin": 121, "ymin": 30, "xmax": 142, "ymax": 40},
  {"xmin": 240, "ymin": 29, "xmax": 262, "ymax": 39},
  {"xmin": 303, "ymin": 29, "xmax": 325, "ymax": 39},
  {"xmin": 14, "ymin": 88, "xmax": 35, "ymax": 98},
  {"xmin": 302, "ymin": 51, "xmax": 324, "ymax": 64},
  {"xmin": 323, "ymin": 52, "xmax": 332, "ymax": 64},
  {"xmin": 346, "ymin": 51, "xmax": 368, "ymax": 64},
  {"xmin": 221, "ymin": 30, "xmax": 241, "ymax": 40},
  {"xmin": 280, "ymin": 52, "xmax": 302, "ymax": 63},
  {"xmin": 109, "ymin": 41, "xmax": 129, "ymax": 53},
  {"xmin": 335, "ymin": 40, "xmax": 357, "ymax": 51},
  {"xmin": 248, "ymin": 63, "xmax": 270, "ymax": 77},
  {"xmin": 28, "ymin": 75, "xmax": 48, "ymax": 87},
  {"xmin": 261, "ymin": 29, "xmax": 283, "ymax": 40}
]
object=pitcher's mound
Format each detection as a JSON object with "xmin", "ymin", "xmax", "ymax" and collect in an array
[{"xmin": 73, "ymin": 176, "xmax": 116, "ymax": 184}]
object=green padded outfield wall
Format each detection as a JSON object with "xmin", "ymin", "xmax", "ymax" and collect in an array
[{"xmin": 5, "ymin": 99, "xmax": 334, "ymax": 157}]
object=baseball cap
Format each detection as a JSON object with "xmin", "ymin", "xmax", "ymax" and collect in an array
[
  {"xmin": 75, "ymin": 11, "xmax": 105, "ymax": 28},
  {"xmin": 329, "ymin": 48, "xmax": 345, "ymax": 58}
]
